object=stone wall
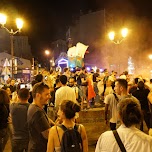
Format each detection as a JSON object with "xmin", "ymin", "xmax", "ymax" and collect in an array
[{"xmin": 47, "ymin": 106, "xmax": 109, "ymax": 145}]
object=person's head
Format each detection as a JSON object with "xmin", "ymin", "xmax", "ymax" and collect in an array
[
  {"xmin": 117, "ymin": 97, "xmax": 142, "ymax": 127},
  {"xmin": 114, "ymin": 79, "xmax": 128, "ymax": 95},
  {"xmin": 81, "ymin": 67, "xmax": 86, "ymax": 73},
  {"xmin": 68, "ymin": 77, "xmax": 75, "ymax": 87},
  {"xmin": 96, "ymin": 69, "xmax": 100, "ymax": 73},
  {"xmin": 59, "ymin": 75, "xmax": 67, "ymax": 85},
  {"xmin": 35, "ymin": 74, "xmax": 43, "ymax": 82},
  {"xmin": 57, "ymin": 100, "xmax": 80, "ymax": 120},
  {"xmin": 0, "ymin": 89, "xmax": 10, "ymax": 104},
  {"xmin": 2, "ymin": 86, "xmax": 11, "ymax": 96},
  {"xmin": 134, "ymin": 78, "xmax": 139, "ymax": 85},
  {"xmin": 31, "ymin": 80, "xmax": 38, "ymax": 87},
  {"xmin": 55, "ymin": 78, "xmax": 61, "ymax": 87},
  {"xmin": 137, "ymin": 81, "xmax": 144, "ymax": 90},
  {"xmin": 10, "ymin": 79, "xmax": 15, "ymax": 86},
  {"xmin": 90, "ymin": 69, "xmax": 94, "ymax": 74},
  {"xmin": 32, "ymin": 82, "xmax": 50, "ymax": 106},
  {"xmin": 63, "ymin": 67, "xmax": 69, "ymax": 73},
  {"xmin": 18, "ymin": 88, "xmax": 30, "ymax": 101},
  {"xmin": 123, "ymin": 71, "xmax": 128, "ymax": 75},
  {"xmin": 104, "ymin": 68, "xmax": 108, "ymax": 73}
]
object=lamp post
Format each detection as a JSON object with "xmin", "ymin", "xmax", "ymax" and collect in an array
[
  {"xmin": 108, "ymin": 28, "xmax": 128, "ymax": 44},
  {"xmin": 108, "ymin": 28, "xmax": 128, "ymax": 74},
  {"xmin": 44, "ymin": 50, "xmax": 51, "ymax": 70},
  {"xmin": 0, "ymin": 13, "xmax": 24, "ymax": 78}
]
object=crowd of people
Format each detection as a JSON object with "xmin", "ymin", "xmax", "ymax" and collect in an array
[{"xmin": 0, "ymin": 66, "xmax": 152, "ymax": 152}]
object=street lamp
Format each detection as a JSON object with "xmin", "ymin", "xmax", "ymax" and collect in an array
[
  {"xmin": 45, "ymin": 50, "xmax": 50, "ymax": 56},
  {"xmin": 0, "ymin": 13, "xmax": 24, "ymax": 78},
  {"xmin": 108, "ymin": 28, "xmax": 128, "ymax": 44},
  {"xmin": 44, "ymin": 50, "xmax": 51, "ymax": 70},
  {"xmin": 108, "ymin": 28, "xmax": 128, "ymax": 74}
]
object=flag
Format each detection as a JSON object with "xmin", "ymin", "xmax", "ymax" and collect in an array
[{"xmin": 88, "ymin": 75, "xmax": 96, "ymax": 100}]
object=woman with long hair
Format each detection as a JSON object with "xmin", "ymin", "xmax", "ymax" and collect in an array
[{"xmin": 47, "ymin": 100, "xmax": 88, "ymax": 152}]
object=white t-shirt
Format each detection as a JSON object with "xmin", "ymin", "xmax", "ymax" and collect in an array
[
  {"xmin": 104, "ymin": 93, "xmax": 119, "ymax": 123},
  {"xmin": 55, "ymin": 86, "xmax": 77, "ymax": 107},
  {"xmin": 95, "ymin": 124, "xmax": 152, "ymax": 152}
]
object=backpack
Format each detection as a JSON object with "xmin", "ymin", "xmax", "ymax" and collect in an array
[{"xmin": 57, "ymin": 124, "xmax": 83, "ymax": 152}]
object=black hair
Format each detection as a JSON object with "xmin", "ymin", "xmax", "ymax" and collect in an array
[
  {"xmin": 116, "ymin": 79, "xmax": 128, "ymax": 90},
  {"xmin": 134, "ymin": 78, "xmax": 139, "ymax": 84},
  {"xmin": 118, "ymin": 98, "xmax": 142, "ymax": 127},
  {"xmin": 82, "ymin": 67, "xmax": 86, "ymax": 71},
  {"xmin": 60, "ymin": 100, "xmax": 80, "ymax": 119},
  {"xmin": 31, "ymin": 80, "xmax": 38, "ymax": 87},
  {"xmin": 137, "ymin": 81, "xmax": 144, "ymax": 90},
  {"xmin": 35, "ymin": 74, "xmax": 43, "ymax": 82},
  {"xmin": 59, "ymin": 75, "xmax": 67, "ymax": 85},
  {"xmin": 0, "ymin": 89, "xmax": 10, "ymax": 104},
  {"xmin": 63, "ymin": 67, "xmax": 68, "ymax": 72},
  {"xmin": 18, "ymin": 88, "xmax": 30, "ymax": 100},
  {"xmin": 55, "ymin": 78, "xmax": 60, "ymax": 84},
  {"xmin": 32, "ymin": 82, "xmax": 49, "ymax": 98},
  {"xmin": 111, "ymin": 81, "xmax": 115, "ymax": 90}
]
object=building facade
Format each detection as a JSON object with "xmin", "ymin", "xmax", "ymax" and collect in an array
[
  {"xmin": 0, "ymin": 29, "xmax": 32, "ymax": 60},
  {"xmin": 66, "ymin": 10, "xmax": 105, "ymax": 67},
  {"xmin": 51, "ymin": 39, "xmax": 67, "ymax": 60}
]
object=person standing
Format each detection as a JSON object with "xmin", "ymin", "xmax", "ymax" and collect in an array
[
  {"xmin": 114, "ymin": 79, "xmax": 139, "ymax": 104},
  {"xmin": 27, "ymin": 82, "xmax": 54, "ymax": 152},
  {"xmin": 104, "ymin": 82, "xmax": 119, "ymax": 130},
  {"xmin": 95, "ymin": 97, "xmax": 152, "ymax": 152},
  {"xmin": 9, "ymin": 79, "xmax": 16, "ymax": 94},
  {"xmin": 132, "ymin": 81, "xmax": 151, "ymax": 131},
  {"xmin": 0, "ymin": 89, "xmax": 10, "ymax": 152},
  {"xmin": 55, "ymin": 75, "xmax": 77, "ymax": 109},
  {"xmin": 47, "ymin": 100, "xmax": 88, "ymax": 152},
  {"xmin": 10, "ymin": 88, "xmax": 30, "ymax": 152}
]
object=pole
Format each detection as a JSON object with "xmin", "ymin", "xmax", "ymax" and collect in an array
[{"xmin": 10, "ymin": 34, "xmax": 14, "ymax": 78}]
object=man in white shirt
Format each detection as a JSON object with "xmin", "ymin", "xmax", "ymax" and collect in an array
[
  {"xmin": 104, "ymin": 82, "xmax": 119, "ymax": 130},
  {"xmin": 55, "ymin": 75, "xmax": 77, "ymax": 108}
]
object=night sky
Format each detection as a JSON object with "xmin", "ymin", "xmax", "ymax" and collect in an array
[{"xmin": 1, "ymin": 0, "xmax": 152, "ymax": 60}]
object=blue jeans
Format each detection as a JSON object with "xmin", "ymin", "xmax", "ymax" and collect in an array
[
  {"xmin": 12, "ymin": 139, "xmax": 29, "ymax": 152},
  {"xmin": 0, "ymin": 128, "xmax": 9, "ymax": 152}
]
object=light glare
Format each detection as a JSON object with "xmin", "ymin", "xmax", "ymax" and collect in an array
[
  {"xmin": 121, "ymin": 28, "xmax": 128, "ymax": 38},
  {"xmin": 108, "ymin": 31, "xmax": 115, "ymax": 41},
  {"xmin": 0, "ymin": 13, "xmax": 7, "ymax": 25},
  {"xmin": 16, "ymin": 18, "xmax": 23, "ymax": 30},
  {"xmin": 45, "ymin": 50, "xmax": 50, "ymax": 55},
  {"xmin": 149, "ymin": 55, "xmax": 152, "ymax": 60}
]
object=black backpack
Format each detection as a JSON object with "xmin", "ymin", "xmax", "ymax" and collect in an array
[{"xmin": 57, "ymin": 124, "xmax": 83, "ymax": 152}]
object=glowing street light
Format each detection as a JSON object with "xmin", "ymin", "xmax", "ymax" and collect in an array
[
  {"xmin": 108, "ymin": 31, "xmax": 115, "ymax": 41},
  {"xmin": 149, "ymin": 54, "xmax": 152, "ymax": 60},
  {"xmin": 108, "ymin": 28, "xmax": 128, "ymax": 75},
  {"xmin": 45, "ymin": 50, "xmax": 50, "ymax": 55},
  {"xmin": 108, "ymin": 28, "xmax": 128, "ymax": 44},
  {"xmin": 121, "ymin": 28, "xmax": 128, "ymax": 38},
  {"xmin": 0, "ymin": 13, "xmax": 24, "ymax": 78},
  {"xmin": 0, "ymin": 13, "xmax": 7, "ymax": 25}
]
